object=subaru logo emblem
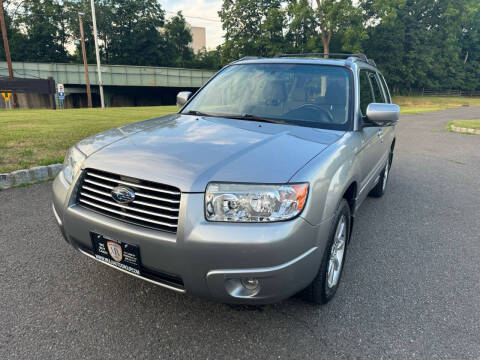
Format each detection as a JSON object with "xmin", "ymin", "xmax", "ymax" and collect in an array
[{"xmin": 111, "ymin": 186, "xmax": 135, "ymax": 204}]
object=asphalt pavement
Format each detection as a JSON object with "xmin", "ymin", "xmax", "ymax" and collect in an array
[{"xmin": 1, "ymin": 108, "xmax": 479, "ymax": 359}]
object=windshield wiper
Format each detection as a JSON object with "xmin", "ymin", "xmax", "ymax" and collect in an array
[
  {"xmin": 224, "ymin": 113, "xmax": 288, "ymax": 125},
  {"xmin": 184, "ymin": 111, "xmax": 288, "ymax": 125},
  {"xmin": 184, "ymin": 110, "xmax": 215, "ymax": 117}
]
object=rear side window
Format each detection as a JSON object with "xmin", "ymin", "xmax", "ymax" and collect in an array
[
  {"xmin": 379, "ymin": 74, "xmax": 392, "ymax": 103},
  {"xmin": 370, "ymin": 72, "xmax": 386, "ymax": 103},
  {"xmin": 359, "ymin": 70, "xmax": 374, "ymax": 115}
]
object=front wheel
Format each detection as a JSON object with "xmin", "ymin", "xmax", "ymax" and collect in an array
[{"xmin": 303, "ymin": 199, "xmax": 351, "ymax": 304}]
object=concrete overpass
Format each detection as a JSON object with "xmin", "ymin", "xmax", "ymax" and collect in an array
[{"xmin": 0, "ymin": 61, "xmax": 216, "ymax": 108}]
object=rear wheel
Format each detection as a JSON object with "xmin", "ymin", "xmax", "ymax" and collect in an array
[{"xmin": 303, "ymin": 199, "xmax": 350, "ymax": 304}]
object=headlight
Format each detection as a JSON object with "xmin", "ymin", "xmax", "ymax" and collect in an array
[
  {"xmin": 62, "ymin": 146, "xmax": 86, "ymax": 185},
  {"xmin": 205, "ymin": 183, "xmax": 308, "ymax": 222}
]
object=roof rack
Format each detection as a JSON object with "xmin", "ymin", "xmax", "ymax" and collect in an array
[
  {"xmin": 275, "ymin": 53, "xmax": 376, "ymax": 66},
  {"xmin": 231, "ymin": 53, "xmax": 378, "ymax": 67},
  {"xmin": 230, "ymin": 56, "xmax": 264, "ymax": 64}
]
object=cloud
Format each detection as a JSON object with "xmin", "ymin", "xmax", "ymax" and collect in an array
[{"xmin": 163, "ymin": 0, "xmax": 224, "ymax": 49}]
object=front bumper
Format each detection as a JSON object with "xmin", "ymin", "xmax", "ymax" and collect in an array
[{"xmin": 52, "ymin": 172, "xmax": 332, "ymax": 304}]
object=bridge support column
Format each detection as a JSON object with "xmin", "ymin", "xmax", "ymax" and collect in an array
[{"xmin": 103, "ymin": 89, "xmax": 113, "ymax": 108}]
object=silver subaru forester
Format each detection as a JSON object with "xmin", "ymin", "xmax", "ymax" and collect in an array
[{"xmin": 52, "ymin": 54, "xmax": 399, "ymax": 305}]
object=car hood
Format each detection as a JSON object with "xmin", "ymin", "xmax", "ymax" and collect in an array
[{"xmin": 79, "ymin": 114, "xmax": 343, "ymax": 192}]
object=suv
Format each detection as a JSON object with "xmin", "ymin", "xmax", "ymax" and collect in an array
[{"xmin": 52, "ymin": 54, "xmax": 399, "ymax": 305}]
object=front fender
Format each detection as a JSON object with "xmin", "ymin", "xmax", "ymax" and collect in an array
[
  {"xmin": 321, "ymin": 161, "xmax": 358, "ymax": 221},
  {"xmin": 291, "ymin": 133, "xmax": 361, "ymax": 226}
]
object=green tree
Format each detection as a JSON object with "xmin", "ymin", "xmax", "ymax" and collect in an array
[
  {"xmin": 104, "ymin": 0, "xmax": 166, "ymax": 66},
  {"xmin": 428, "ymin": 0, "xmax": 480, "ymax": 90},
  {"xmin": 363, "ymin": 0, "xmax": 435, "ymax": 92},
  {"xmin": 190, "ymin": 48, "xmax": 223, "ymax": 70},
  {"xmin": 65, "ymin": 0, "xmax": 106, "ymax": 64},
  {"xmin": 314, "ymin": 0, "xmax": 366, "ymax": 57},
  {"xmin": 64, "ymin": 0, "xmax": 167, "ymax": 66},
  {"xmin": 286, "ymin": 0, "xmax": 319, "ymax": 53},
  {"xmin": 362, "ymin": 0, "xmax": 480, "ymax": 93},
  {"xmin": 260, "ymin": 7, "xmax": 288, "ymax": 56},
  {"xmin": 0, "ymin": 2, "xmax": 29, "ymax": 62},
  {"xmin": 219, "ymin": 0, "xmax": 284, "ymax": 62},
  {"xmin": 163, "ymin": 12, "xmax": 194, "ymax": 67},
  {"xmin": 460, "ymin": 1, "xmax": 480, "ymax": 91},
  {"xmin": 13, "ymin": 0, "xmax": 71, "ymax": 62}
]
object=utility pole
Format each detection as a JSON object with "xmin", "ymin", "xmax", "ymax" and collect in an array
[
  {"xmin": 78, "ymin": 13, "xmax": 92, "ymax": 108},
  {"xmin": 90, "ymin": 0, "xmax": 105, "ymax": 108},
  {"xmin": 0, "ymin": 0, "xmax": 17, "ymax": 108}
]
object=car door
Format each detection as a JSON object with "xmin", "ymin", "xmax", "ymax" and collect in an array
[
  {"xmin": 357, "ymin": 69, "xmax": 386, "ymax": 198},
  {"xmin": 376, "ymin": 72, "xmax": 395, "ymax": 151},
  {"xmin": 369, "ymin": 71, "xmax": 391, "ymax": 155}
]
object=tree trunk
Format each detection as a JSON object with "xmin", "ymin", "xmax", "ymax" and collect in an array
[
  {"xmin": 322, "ymin": 39, "xmax": 329, "ymax": 58},
  {"xmin": 322, "ymin": 31, "xmax": 330, "ymax": 58},
  {"xmin": 316, "ymin": 0, "xmax": 329, "ymax": 58}
]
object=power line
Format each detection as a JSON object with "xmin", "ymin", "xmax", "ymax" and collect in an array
[{"xmin": 165, "ymin": 10, "xmax": 221, "ymax": 23}]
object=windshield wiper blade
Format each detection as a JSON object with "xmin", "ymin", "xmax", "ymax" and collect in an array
[
  {"xmin": 185, "ymin": 111, "xmax": 288, "ymax": 125},
  {"xmin": 184, "ymin": 110, "xmax": 214, "ymax": 117},
  {"xmin": 226, "ymin": 114, "xmax": 288, "ymax": 125}
]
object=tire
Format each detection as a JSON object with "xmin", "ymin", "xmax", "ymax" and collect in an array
[
  {"xmin": 369, "ymin": 151, "xmax": 392, "ymax": 198},
  {"xmin": 303, "ymin": 199, "xmax": 351, "ymax": 304}
]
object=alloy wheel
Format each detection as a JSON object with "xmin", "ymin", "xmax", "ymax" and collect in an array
[{"xmin": 327, "ymin": 215, "xmax": 347, "ymax": 288}]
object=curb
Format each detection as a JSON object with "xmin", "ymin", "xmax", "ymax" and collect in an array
[
  {"xmin": 0, "ymin": 164, "xmax": 62, "ymax": 190},
  {"xmin": 450, "ymin": 125, "xmax": 480, "ymax": 135}
]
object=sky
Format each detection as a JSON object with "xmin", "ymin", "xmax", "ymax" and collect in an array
[{"xmin": 161, "ymin": 0, "xmax": 224, "ymax": 49}]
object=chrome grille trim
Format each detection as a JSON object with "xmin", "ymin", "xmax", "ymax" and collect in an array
[
  {"xmin": 133, "ymin": 199, "xmax": 178, "ymax": 212},
  {"xmin": 134, "ymin": 192, "xmax": 180, "ymax": 204},
  {"xmin": 84, "ymin": 180, "xmax": 180, "ymax": 203},
  {"xmin": 77, "ymin": 169, "xmax": 181, "ymax": 233},
  {"xmin": 87, "ymin": 172, "xmax": 181, "ymax": 196},
  {"xmin": 79, "ymin": 199, "xmax": 178, "ymax": 228},
  {"xmin": 80, "ymin": 192, "xmax": 179, "ymax": 220},
  {"xmin": 82, "ymin": 186, "xmax": 179, "ymax": 212},
  {"xmin": 84, "ymin": 179, "xmax": 114, "ymax": 189}
]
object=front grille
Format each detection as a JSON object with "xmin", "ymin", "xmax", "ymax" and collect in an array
[{"xmin": 77, "ymin": 169, "xmax": 181, "ymax": 233}]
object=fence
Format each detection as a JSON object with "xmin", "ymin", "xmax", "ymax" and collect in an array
[{"xmin": 421, "ymin": 89, "xmax": 480, "ymax": 97}]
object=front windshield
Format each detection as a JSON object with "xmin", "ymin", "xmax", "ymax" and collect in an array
[{"xmin": 182, "ymin": 64, "xmax": 352, "ymax": 130}]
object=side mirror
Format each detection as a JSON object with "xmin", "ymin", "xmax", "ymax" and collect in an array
[
  {"xmin": 176, "ymin": 91, "xmax": 192, "ymax": 108},
  {"xmin": 365, "ymin": 103, "xmax": 400, "ymax": 127}
]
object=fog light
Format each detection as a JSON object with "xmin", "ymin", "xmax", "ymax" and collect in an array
[{"xmin": 241, "ymin": 278, "xmax": 260, "ymax": 291}]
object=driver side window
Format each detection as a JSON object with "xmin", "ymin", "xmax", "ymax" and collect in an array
[{"xmin": 359, "ymin": 70, "xmax": 374, "ymax": 115}]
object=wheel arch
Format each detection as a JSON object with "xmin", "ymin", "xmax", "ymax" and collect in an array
[
  {"xmin": 342, "ymin": 181, "xmax": 357, "ymax": 215},
  {"xmin": 342, "ymin": 181, "xmax": 357, "ymax": 243}
]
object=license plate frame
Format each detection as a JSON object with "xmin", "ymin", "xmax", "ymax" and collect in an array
[{"xmin": 90, "ymin": 232, "xmax": 142, "ymax": 275}]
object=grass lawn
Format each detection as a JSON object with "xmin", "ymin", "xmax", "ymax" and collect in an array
[
  {"xmin": 393, "ymin": 96, "xmax": 480, "ymax": 114},
  {"xmin": 446, "ymin": 119, "xmax": 480, "ymax": 133},
  {"xmin": 1, "ymin": 96, "xmax": 479, "ymax": 174},
  {"xmin": 0, "ymin": 106, "xmax": 177, "ymax": 173}
]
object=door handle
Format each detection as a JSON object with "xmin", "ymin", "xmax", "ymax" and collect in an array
[{"xmin": 377, "ymin": 129, "xmax": 384, "ymax": 142}]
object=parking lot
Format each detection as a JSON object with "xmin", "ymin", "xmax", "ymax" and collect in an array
[{"xmin": 1, "ymin": 108, "xmax": 479, "ymax": 359}]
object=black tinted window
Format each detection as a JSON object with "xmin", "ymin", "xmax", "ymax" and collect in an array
[
  {"xmin": 370, "ymin": 72, "xmax": 386, "ymax": 103},
  {"xmin": 359, "ymin": 70, "xmax": 374, "ymax": 115}
]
